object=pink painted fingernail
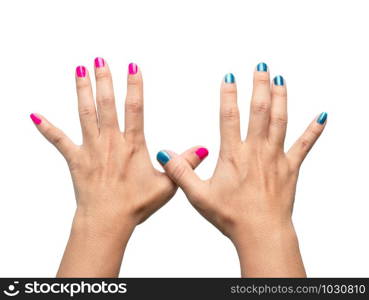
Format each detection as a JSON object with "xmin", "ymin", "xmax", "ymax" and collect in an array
[
  {"xmin": 30, "ymin": 113, "xmax": 42, "ymax": 125},
  {"xmin": 94, "ymin": 57, "xmax": 105, "ymax": 68},
  {"xmin": 128, "ymin": 62, "xmax": 138, "ymax": 75},
  {"xmin": 76, "ymin": 66, "xmax": 86, "ymax": 78},
  {"xmin": 195, "ymin": 147, "xmax": 209, "ymax": 160}
]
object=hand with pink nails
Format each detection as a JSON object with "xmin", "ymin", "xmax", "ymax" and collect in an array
[
  {"xmin": 31, "ymin": 58, "xmax": 207, "ymax": 277},
  {"xmin": 157, "ymin": 64, "xmax": 327, "ymax": 277}
]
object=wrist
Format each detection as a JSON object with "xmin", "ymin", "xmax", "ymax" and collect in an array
[
  {"xmin": 58, "ymin": 210, "xmax": 135, "ymax": 277},
  {"xmin": 232, "ymin": 219, "xmax": 297, "ymax": 250},
  {"xmin": 231, "ymin": 219, "xmax": 305, "ymax": 277},
  {"xmin": 71, "ymin": 208, "xmax": 136, "ymax": 241}
]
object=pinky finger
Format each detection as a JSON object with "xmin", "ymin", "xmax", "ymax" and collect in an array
[
  {"xmin": 180, "ymin": 146, "xmax": 209, "ymax": 169},
  {"xmin": 287, "ymin": 112, "xmax": 327, "ymax": 169},
  {"xmin": 30, "ymin": 113, "xmax": 77, "ymax": 161}
]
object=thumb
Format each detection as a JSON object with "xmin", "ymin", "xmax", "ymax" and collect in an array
[
  {"xmin": 156, "ymin": 147, "xmax": 208, "ymax": 198},
  {"xmin": 30, "ymin": 113, "xmax": 77, "ymax": 162}
]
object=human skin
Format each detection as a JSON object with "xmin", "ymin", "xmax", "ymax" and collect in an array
[
  {"xmin": 157, "ymin": 63, "xmax": 327, "ymax": 277},
  {"xmin": 30, "ymin": 58, "xmax": 207, "ymax": 277}
]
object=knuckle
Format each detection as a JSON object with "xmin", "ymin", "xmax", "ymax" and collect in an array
[
  {"xmin": 251, "ymin": 101, "xmax": 270, "ymax": 114},
  {"xmin": 43, "ymin": 126, "xmax": 60, "ymax": 146},
  {"xmin": 270, "ymin": 115, "xmax": 288, "ymax": 128},
  {"xmin": 221, "ymin": 106, "xmax": 239, "ymax": 121},
  {"xmin": 98, "ymin": 95, "xmax": 115, "ymax": 107},
  {"xmin": 51, "ymin": 133, "xmax": 65, "ymax": 147},
  {"xmin": 76, "ymin": 80, "xmax": 90, "ymax": 90},
  {"xmin": 273, "ymin": 87, "xmax": 287, "ymax": 97},
  {"xmin": 299, "ymin": 137, "xmax": 312, "ymax": 151},
  {"xmin": 123, "ymin": 143, "xmax": 139, "ymax": 158},
  {"xmin": 254, "ymin": 73, "xmax": 270, "ymax": 85},
  {"xmin": 127, "ymin": 77, "xmax": 141, "ymax": 86},
  {"xmin": 219, "ymin": 151, "xmax": 239, "ymax": 168},
  {"xmin": 222, "ymin": 84, "xmax": 237, "ymax": 96},
  {"xmin": 79, "ymin": 106, "xmax": 95, "ymax": 117},
  {"xmin": 95, "ymin": 70, "xmax": 111, "ymax": 80},
  {"xmin": 308, "ymin": 126, "xmax": 322, "ymax": 137},
  {"xmin": 170, "ymin": 159, "xmax": 187, "ymax": 181},
  {"xmin": 43, "ymin": 126, "xmax": 53, "ymax": 137},
  {"xmin": 125, "ymin": 97, "xmax": 143, "ymax": 114}
]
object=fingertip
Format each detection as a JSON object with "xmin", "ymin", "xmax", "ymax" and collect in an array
[
  {"xmin": 316, "ymin": 112, "xmax": 328, "ymax": 125},
  {"xmin": 253, "ymin": 62, "xmax": 270, "ymax": 85},
  {"xmin": 157, "ymin": 150, "xmax": 171, "ymax": 166},
  {"xmin": 256, "ymin": 62, "xmax": 268, "ymax": 72},
  {"xmin": 287, "ymin": 112, "xmax": 328, "ymax": 168},
  {"xmin": 271, "ymin": 74, "xmax": 287, "ymax": 99},
  {"xmin": 127, "ymin": 62, "xmax": 142, "ymax": 83},
  {"xmin": 224, "ymin": 73, "xmax": 235, "ymax": 84},
  {"xmin": 195, "ymin": 147, "xmax": 209, "ymax": 160},
  {"xmin": 273, "ymin": 75, "xmax": 285, "ymax": 86},
  {"xmin": 94, "ymin": 57, "xmax": 105, "ymax": 68},
  {"xmin": 221, "ymin": 74, "xmax": 238, "ymax": 95},
  {"xmin": 76, "ymin": 65, "xmax": 87, "ymax": 78},
  {"xmin": 75, "ymin": 67, "xmax": 92, "ymax": 92},
  {"xmin": 94, "ymin": 58, "xmax": 112, "ymax": 80},
  {"xmin": 30, "ymin": 113, "xmax": 42, "ymax": 125},
  {"xmin": 128, "ymin": 62, "xmax": 138, "ymax": 75}
]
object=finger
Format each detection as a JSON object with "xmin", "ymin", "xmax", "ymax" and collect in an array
[
  {"xmin": 94, "ymin": 57, "xmax": 119, "ymax": 132},
  {"xmin": 180, "ymin": 146, "xmax": 209, "ymax": 169},
  {"xmin": 268, "ymin": 75, "xmax": 288, "ymax": 147},
  {"xmin": 75, "ymin": 66, "xmax": 99, "ymax": 140},
  {"xmin": 220, "ymin": 73, "xmax": 241, "ymax": 153},
  {"xmin": 124, "ymin": 63, "xmax": 144, "ymax": 141},
  {"xmin": 30, "ymin": 113, "xmax": 77, "ymax": 161},
  {"xmin": 246, "ymin": 63, "xmax": 272, "ymax": 139},
  {"xmin": 287, "ymin": 112, "xmax": 328, "ymax": 169},
  {"xmin": 156, "ymin": 150, "xmax": 207, "ymax": 200}
]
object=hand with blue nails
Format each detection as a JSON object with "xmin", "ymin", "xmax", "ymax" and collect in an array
[
  {"xmin": 157, "ymin": 63, "xmax": 327, "ymax": 277},
  {"xmin": 31, "ymin": 59, "xmax": 207, "ymax": 277}
]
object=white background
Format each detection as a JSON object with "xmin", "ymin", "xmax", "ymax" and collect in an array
[{"xmin": 0, "ymin": 0, "xmax": 368, "ymax": 277}]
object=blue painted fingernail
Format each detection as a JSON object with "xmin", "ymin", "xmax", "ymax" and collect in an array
[
  {"xmin": 224, "ymin": 73, "xmax": 235, "ymax": 83},
  {"xmin": 157, "ymin": 151, "xmax": 171, "ymax": 165},
  {"xmin": 273, "ymin": 75, "xmax": 284, "ymax": 86},
  {"xmin": 257, "ymin": 62, "xmax": 268, "ymax": 72},
  {"xmin": 317, "ymin": 112, "xmax": 328, "ymax": 125}
]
